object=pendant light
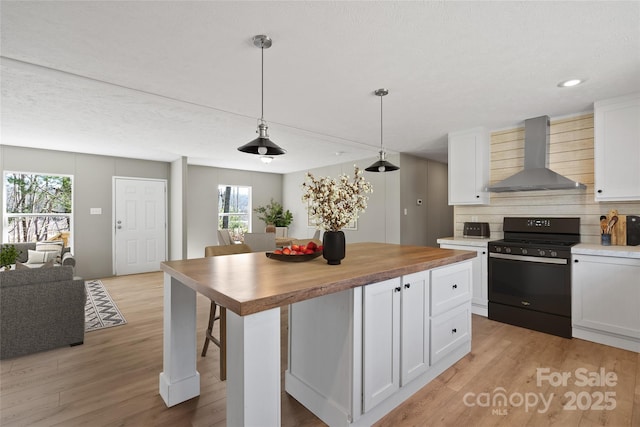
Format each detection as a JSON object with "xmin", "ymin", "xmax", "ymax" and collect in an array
[
  {"xmin": 365, "ymin": 88, "xmax": 399, "ymax": 172},
  {"xmin": 237, "ymin": 35, "xmax": 286, "ymax": 156}
]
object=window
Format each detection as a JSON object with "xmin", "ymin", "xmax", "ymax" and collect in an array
[
  {"xmin": 3, "ymin": 172, "xmax": 73, "ymax": 247},
  {"xmin": 218, "ymin": 185, "xmax": 251, "ymax": 234}
]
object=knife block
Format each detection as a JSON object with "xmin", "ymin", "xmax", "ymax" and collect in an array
[{"xmin": 606, "ymin": 210, "xmax": 627, "ymax": 246}]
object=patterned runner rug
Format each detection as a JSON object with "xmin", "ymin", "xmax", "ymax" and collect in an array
[{"xmin": 85, "ymin": 280, "xmax": 127, "ymax": 332}]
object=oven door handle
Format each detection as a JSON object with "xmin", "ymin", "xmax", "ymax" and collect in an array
[{"xmin": 489, "ymin": 252, "xmax": 568, "ymax": 265}]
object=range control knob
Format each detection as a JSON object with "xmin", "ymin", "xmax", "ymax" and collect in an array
[
  {"xmin": 539, "ymin": 249, "xmax": 546, "ymax": 256},
  {"xmin": 495, "ymin": 247, "xmax": 502, "ymax": 253},
  {"xmin": 505, "ymin": 247, "xmax": 512, "ymax": 254},
  {"xmin": 550, "ymin": 251, "xmax": 558, "ymax": 257},
  {"xmin": 521, "ymin": 248, "xmax": 528, "ymax": 255}
]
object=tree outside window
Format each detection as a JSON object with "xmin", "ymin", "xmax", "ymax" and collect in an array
[
  {"xmin": 3, "ymin": 172, "xmax": 73, "ymax": 247},
  {"xmin": 218, "ymin": 185, "xmax": 251, "ymax": 235}
]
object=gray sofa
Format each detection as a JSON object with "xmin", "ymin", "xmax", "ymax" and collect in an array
[
  {"xmin": 0, "ymin": 266, "xmax": 85, "ymax": 359},
  {"xmin": 2, "ymin": 242, "xmax": 76, "ymax": 269}
]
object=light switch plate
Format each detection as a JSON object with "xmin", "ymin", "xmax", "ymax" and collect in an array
[{"xmin": 90, "ymin": 207, "xmax": 102, "ymax": 215}]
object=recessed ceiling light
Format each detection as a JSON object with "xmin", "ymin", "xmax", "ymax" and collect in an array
[{"xmin": 557, "ymin": 79, "xmax": 584, "ymax": 88}]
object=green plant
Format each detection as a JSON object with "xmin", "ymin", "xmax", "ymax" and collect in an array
[
  {"xmin": 254, "ymin": 199, "xmax": 293, "ymax": 227},
  {"xmin": 0, "ymin": 244, "xmax": 21, "ymax": 269}
]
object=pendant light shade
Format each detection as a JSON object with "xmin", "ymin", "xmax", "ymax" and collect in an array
[
  {"xmin": 365, "ymin": 88, "xmax": 399, "ymax": 172},
  {"xmin": 238, "ymin": 35, "xmax": 286, "ymax": 156}
]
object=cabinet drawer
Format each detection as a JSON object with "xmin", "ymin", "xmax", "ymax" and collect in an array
[
  {"xmin": 430, "ymin": 303, "xmax": 471, "ymax": 364},
  {"xmin": 431, "ymin": 261, "xmax": 472, "ymax": 316}
]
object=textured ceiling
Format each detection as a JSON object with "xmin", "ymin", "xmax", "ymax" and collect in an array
[{"xmin": 1, "ymin": 1, "xmax": 639, "ymax": 173}]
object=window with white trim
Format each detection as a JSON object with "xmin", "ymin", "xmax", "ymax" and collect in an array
[
  {"xmin": 218, "ymin": 184, "xmax": 251, "ymax": 235},
  {"xmin": 3, "ymin": 172, "xmax": 73, "ymax": 247}
]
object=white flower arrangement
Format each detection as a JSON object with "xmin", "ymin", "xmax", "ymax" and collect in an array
[{"xmin": 302, "ymin": 166, "xmax": 373, "ymax": 232}]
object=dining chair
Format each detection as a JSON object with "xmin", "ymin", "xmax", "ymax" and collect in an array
[
  {"xmin": 202, "ymin": 243, "xmax": 252, "ymax": 381},
  {"xmin": 242, "ymin": 232, "xmax": 276, "ymax": 252},
  {"xmin": 217, "ymin": 229, "xmax": 232, "ymax": 245}
]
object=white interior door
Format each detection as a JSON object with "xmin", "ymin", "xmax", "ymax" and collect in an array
[{"xmin": 114, "ymin": 178, "xmax": 167, "ymax": 275}]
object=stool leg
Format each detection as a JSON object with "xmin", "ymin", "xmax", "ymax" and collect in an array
[
  {"xmin": 202, "ymin": 301, "xmax": 218, "ymax": 357},
  {"xmin": 220, "ymin": 307, "xmax": 227, "ymax": 381}
]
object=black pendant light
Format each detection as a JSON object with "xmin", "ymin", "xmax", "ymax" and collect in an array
[
  {"xmin": 365, "ymin": 88, "xmax": 399, "ymax": 172},
  {"xmin": 237, "ymin": 35, "xmax": 286, "ymax": 156}
]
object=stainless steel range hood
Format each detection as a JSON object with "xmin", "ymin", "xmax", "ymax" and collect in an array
[{"xmin": 486, "ymin": 115, "xmax": 586, "ymax": 192}]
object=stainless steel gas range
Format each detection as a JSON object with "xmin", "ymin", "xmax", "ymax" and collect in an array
[{"xmin": 488, "ymin": 217, "xmax": 580, "ymax": 338}]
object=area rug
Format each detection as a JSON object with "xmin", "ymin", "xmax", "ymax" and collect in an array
[{"xmin": 85, "ymin": 280, "xmax": 127, "ymax": 332}]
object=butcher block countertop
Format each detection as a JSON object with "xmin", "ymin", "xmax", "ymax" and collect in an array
[{"xmin": 161, "ymin": 242, "xmax": 476, "ymax": 316}]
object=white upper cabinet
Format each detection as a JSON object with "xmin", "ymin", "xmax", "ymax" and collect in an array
[
  {"xmin": 448, "ymin": 127, "xmax": 490, "ymax": 205},
  {"xmin": 594, "ymin": 93, "xmax": 640, "ymax": 202}
]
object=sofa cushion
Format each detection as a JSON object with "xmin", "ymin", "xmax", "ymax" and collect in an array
[{"xmin": 0, "ymin": 266, "xmax": 74, "ymax": 287}]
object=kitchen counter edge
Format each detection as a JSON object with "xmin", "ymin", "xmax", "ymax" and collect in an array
[
  {"xmin": 437, "ymin": 236, "xmax": 493, "ymax": 247},
  {"xmin": 572, "ymin": 243, "xmax": 640, "ymax": 259}
]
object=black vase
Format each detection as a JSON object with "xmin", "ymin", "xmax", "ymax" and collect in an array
[{"xmin": 323, "ymin": 230, "xmax": 345, "ymax": 265}]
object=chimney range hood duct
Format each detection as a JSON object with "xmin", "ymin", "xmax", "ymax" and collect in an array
[{"xmin": 486, "ymin": 115, "xmax": 586, "ymax": 192}]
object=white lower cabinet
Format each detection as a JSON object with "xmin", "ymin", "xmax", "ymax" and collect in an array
[
  {"xmin": 400, "ymin": 271, "xmax": 430, "ymax": 386},
  {"xmin": 285, "ymin": 260, "xmax": 472, "ymax": 427},
  {"xmin": 362, "ymin": 271, "xmax": 430, "ymax": 412},
  {"xmin": 572, "ymin": 254, "xmax": 640, "ymax": 352},
  {"xmin": 362, "ymin": 278, "xmax": 401, "ymax": 412},
  {"xmin": 439, "ymin": 242, "xmax": 488, "ymax": 316},
  {"xmin": 431, "ymin": 303, "xmax": 471, "ymax": 364}
]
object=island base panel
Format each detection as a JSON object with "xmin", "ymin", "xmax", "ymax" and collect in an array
[
  {"xmin": 286, "ymin": 343, "xmax": 470, "ymax": 426},
  {"xmin": 227, "ymin": 308, "xmax": 281, "ymax": 426},
  {"xmin": 159, "ymin": 273, "xmax": 200, "ymax": 407},
  {"xmin": 159, "ymin": 372, "xmax": 200, "ymax": 407}
]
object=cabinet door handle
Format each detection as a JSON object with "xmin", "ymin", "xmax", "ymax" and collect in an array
[
  {"xmin": 574, "ymin": 259, "xmax": 579, "ymax": 263},
  {"xmin": 476, "ymin": 195, "xmax": 480, "ymax": 198},
  {"xmin": 395, "ymin": 286, "xmax": 402, "ymax": 292},
  {"xmin": 521, "ymin": 301, "xmax": 531, "ymax": 306},
  {"xmin": 452, "ymin": 284, "xmax": 458, "ymax": 289},
  {"xmin": 404, "ymin": 283, "xmax": 411, "ymax": 289},
  {"xmin": 597, "ymin": 189, "xmax": 603, "ymax": 194},
  {"xmin": 452, "ymin": 328, "xmax": 457, "ymax": 334},
  {"xmin": 482, "ymin": 251, "xmax": 486, "ymax": 255}
]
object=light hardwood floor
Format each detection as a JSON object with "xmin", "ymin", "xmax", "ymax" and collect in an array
[{"xmin": 1, "ymin": 272, "xmax": 638, "ymax": 426}]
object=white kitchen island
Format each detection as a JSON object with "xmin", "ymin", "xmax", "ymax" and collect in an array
[{"xmin": 159, "ymin": 243, "xmax": 476, "ymax": 426}]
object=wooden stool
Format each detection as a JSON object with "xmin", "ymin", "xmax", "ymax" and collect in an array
[
  {"xmin": 201, "ymin": 301, "xmax": 227, "ymax": 380},
  {"xmin": 201, "ymin": 243, "xmax": 252, "ymax": 381}
]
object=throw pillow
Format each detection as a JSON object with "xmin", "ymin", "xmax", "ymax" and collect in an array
[
  {"xmin": 36, "ymin": 241, "xmax": 64, "ymax": 263},
  {"xmin": 26, "ymin": 249, "xmax": 47, "ymax": 264},
  {"xmin": 15, "ymin": 261, "xmax": 29, "ymax": 270},
  {"xmin": 41, "ymin": 260, "xmax": 55, "ymax": 269}
]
